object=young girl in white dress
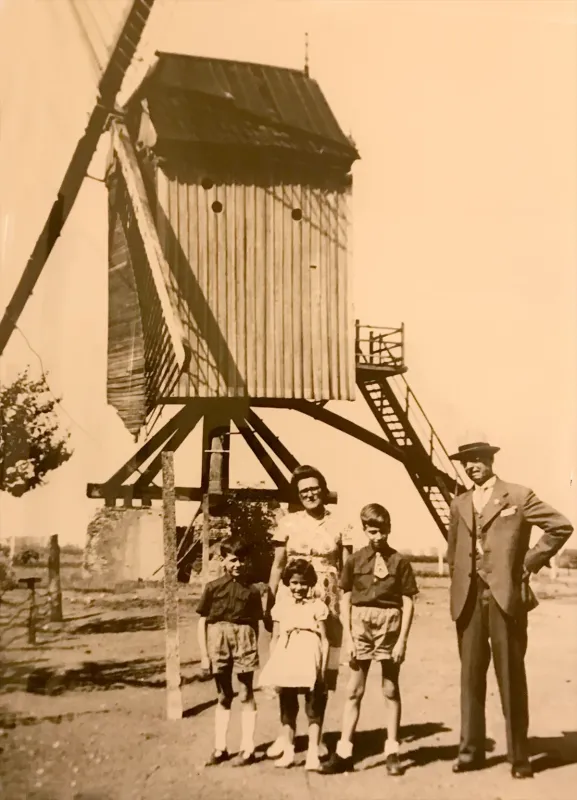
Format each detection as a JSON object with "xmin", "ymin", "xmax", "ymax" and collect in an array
[{"xmin": 258, "ymin": 558, "xmax": 329, "ymax": 771}]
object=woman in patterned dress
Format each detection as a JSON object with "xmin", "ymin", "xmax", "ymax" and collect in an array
[{"xmin": 266, "ymin": 465, "xmax": 353, "ymax": 759}]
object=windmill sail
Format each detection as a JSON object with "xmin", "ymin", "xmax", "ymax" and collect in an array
[{"xmin": 0, "ymin": 0, "xmax": 157, "ymax": 356}]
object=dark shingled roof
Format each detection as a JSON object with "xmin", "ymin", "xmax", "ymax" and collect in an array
[{"xmin": 126, "ymin": 52, "xmax": 359, "ymax": 164}]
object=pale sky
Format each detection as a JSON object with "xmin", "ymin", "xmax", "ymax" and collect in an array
[{"xmin": 0, "ymin": 0, "xmax": 576, "ymax": 550}]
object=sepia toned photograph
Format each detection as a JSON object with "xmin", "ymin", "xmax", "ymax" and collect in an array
[{"xmin": 0, "ymin": 1, "xmax": 575, "ymax": 798}]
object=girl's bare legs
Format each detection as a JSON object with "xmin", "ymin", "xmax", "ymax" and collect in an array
[{"xmin": 275, "ymin": 689, "xmax": 298, "ymax": 767}]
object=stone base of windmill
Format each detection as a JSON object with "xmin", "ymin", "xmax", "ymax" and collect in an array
[
  {"xmin": 83, "ymin": 506, "xmax": 232, "ymax": 586},
  {"xmin": 83, "ymin": 506, "xmax": 165, "ymax": 585}
]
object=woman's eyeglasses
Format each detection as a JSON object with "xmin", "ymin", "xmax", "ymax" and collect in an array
[{"xmin": 298, "ymin": 487, "xmax": 322, "ymax": 497}]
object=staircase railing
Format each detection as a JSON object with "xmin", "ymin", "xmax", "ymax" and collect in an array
[
  {"xmin": 355, "ymin": 320, "xmax": 405, "ymax": 372},
  {"xmin": 386, "ymin": 372, "xmax": 466, "ymax": 496}
]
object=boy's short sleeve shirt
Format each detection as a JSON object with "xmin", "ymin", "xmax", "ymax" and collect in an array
[
  {"xmin": 340, "ymin": 546, "xmax": 418, "ymax": 609},
  {"xmin": 196, "ymin": 575, "xmax": 263, "ymax": 625}
]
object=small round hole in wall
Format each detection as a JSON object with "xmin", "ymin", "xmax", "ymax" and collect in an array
[
  {"xmin": 291, "ymin": 208, "xmax": 303, "ymax": 221},
  {"xmin": 211, "ymin": 200, "xmax": 223, "ymax": 213},
  {"xmin": 201, "ymin": 178, "xmax": 214, "ymax": 190}
]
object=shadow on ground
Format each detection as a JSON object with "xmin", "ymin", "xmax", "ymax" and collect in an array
[
  {"xmin": 271, "ymin": 721, "xmax": 452, "ymax": 759},
  {"xmin": 530, "ymin": 731, "xmax": 577, "ymax": 772},
  {"xmin": 0, "ymin": 708, "xmax": 111, "ymax": 728},
  {"xmin": 71, "ymin": 615, "xmax": 165, "ymax": 635},
  {"xmin": 1, "ymin": 655, "xmax": 206, "ymax": 695},
  {"xmin": 403, "ymin": 732, "xmax": 577, "ymax": 774}
]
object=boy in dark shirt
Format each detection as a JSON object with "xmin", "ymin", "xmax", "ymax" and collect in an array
[
  {"xmin": 197, "ymin": 542, "xmax": 263, "ymax": 767},
  {"xmin": 322, "ymin": 503, "xmax": 418, "ymax": 777}
]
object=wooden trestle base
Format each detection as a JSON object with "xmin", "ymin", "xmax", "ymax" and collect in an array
[{"xmin": 86, "ymin": 399, "xmax": 407, "ymax": 510}]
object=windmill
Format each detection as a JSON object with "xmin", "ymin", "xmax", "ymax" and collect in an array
[{"xmin": 0, "ymin": 1, "xmax": 466, "ymax": 583}]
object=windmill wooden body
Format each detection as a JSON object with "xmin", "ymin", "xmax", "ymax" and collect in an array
[{"xmin": 0, "ymin": 1, "xmax": 466, "ymax": 577}]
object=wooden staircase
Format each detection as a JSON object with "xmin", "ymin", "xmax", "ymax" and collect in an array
[{"xmin": 355, "ymin": 322, "xmax": 466, "ymax": 538}]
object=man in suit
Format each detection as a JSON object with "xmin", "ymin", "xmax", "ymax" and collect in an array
[{"xmin": 447, "ymin": 440, "xmax": 573, "ymax": 779}]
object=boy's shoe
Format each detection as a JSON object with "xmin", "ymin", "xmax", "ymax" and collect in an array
[
  {"xmin": 206, "ymin": 749, "xmax": 230, "ymax": 766},
  {"xmin": 274, "ymin": 747, "xmax": 296, "ymax": 769},
  {"xmin": 385, "ymin": 753, "xmax": 404, "ymax": 776},
  {"xmin": 232, "ymin": 750, "xmax": 256, "ymax": 767},
  {"xmin": 452, "ymin": 757, "xmax": 486, "ymax": 773},
  {"xmin": 320, "ymin": 752, "xmax": 354, "ymax": 774}
]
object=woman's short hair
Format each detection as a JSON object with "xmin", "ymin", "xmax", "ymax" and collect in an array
[
  {"xmin": 360, "ymin": 503, "xmax": 391, "ymax": 530},
  {"xmin": 290, "ymin": 464, "xmax": 328, "ymax": 502},
  {"xmin": 282, "ymin": 557, "xmax": 318, "ymax": 588}
]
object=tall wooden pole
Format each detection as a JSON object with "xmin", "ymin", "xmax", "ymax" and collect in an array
[
  {"xmin": 161, "ymin": 451, "xmax": 183, "ymax": 720},
  {"xmin": 48, "ymin": 535, "xmax": 63, "ymax": 622}
]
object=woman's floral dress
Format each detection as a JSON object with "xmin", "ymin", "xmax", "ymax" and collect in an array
[{"xmin": 271, "ymin": 508, "xmax": 353, "ymax": 690}]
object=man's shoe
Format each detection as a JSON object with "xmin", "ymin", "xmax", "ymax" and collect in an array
[
  {"xmin": 452, "ymin": 758, "xmax": 485, "ymax": 773},
  {"xmin": 511, "ymin": 762, "xmax": 533, "ymax": 779},
  {"xmin": 385, "ymin": 753, "xmax": 404, "ymax": 776},
  {"xmin": 320, "ymin": 752, "xmax": 354, "ymax": 774},
  {"xmin": 206, "ymin": 749, "xmax": 230, "ymax": 766}
]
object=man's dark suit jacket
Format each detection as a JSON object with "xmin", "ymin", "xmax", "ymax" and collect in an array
[{"xmin": 447, "ymin": 478, "xmax": 573, "ymax": 621}]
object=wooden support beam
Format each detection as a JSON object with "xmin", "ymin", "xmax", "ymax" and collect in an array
[
  {"xmin": 202, "ymin": 412, "xmax": 231, "ymax": 496},
  {"xmin": 233, "ymin": 415, "xmax": 291, "ymax": 494},
  {"xmin": 87, "ymin": 483, "xmax": 337, "ymax": 504},
  {"xmin": 101, "ymin": 405, "xmax": 195, "ymax": 488},
  {"xmin": 201, "ymin": 410, "xmax": 232, "ymax": 576},
  {"xmin": 246, "ymin": 410, "xmax": 300, "ymax": 473},
  {"xmin": 112, "ymin": 120, "xmax": 190, "ymax": 371},
  {"xmin": 162, "ymin": 452, "xmax": 183, "ymax": 721},
  {"xmin": 133, "ymin": 407, "xmax": 204, "ymax": 490},
  {"xmin": 251, "ymin": 399, "xmax": 406, "ymax": 463}
]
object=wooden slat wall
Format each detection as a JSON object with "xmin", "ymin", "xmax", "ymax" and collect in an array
[{"xmin": 155, "ymin": 169, "xmax": 355, "ymax": 401}]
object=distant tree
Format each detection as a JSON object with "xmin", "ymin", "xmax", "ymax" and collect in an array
[
  {"xmin": 13, "ymin": 548, "xmax": 41, "ymax": 567},
  {"xmin": 0, "ymin": 370, "xmax": 73, "ymax": 497}
]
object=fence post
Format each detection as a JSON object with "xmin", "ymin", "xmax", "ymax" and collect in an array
[
  {"xmin": 550, "ymin": 552, "xmax": 559, "ymax": 581},
  {"xmin": 48, "ymin": 534, "xmax": 63, "ymax": 622},
  {"xmin": 18, "ymin": 577, "xmax": 41, "ymax": 645},
  {"xmin": 162, "ymin": 451, "xmax": 183, "ymax": 721},
  {"xmin": 438, "ymin": 547, "xmax": 444, "ymax": 577}
]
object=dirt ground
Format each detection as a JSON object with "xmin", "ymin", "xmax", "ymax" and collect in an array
[{"xmin": 1, "ymin": 573, "xmax": 576, "ymax": 800}]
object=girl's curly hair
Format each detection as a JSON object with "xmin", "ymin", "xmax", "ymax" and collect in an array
[{"xmin": 281, "ymin": 557, "xmax": 318, "ymax": 588}]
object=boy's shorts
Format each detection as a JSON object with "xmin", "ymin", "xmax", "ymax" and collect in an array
[
  {"xmin": 207, "ymin": 621, "xmax": 259, "ymax": 674},
  {"xmin": 351, "ymin": 606, "xmax": 401, "ymax": 661}
]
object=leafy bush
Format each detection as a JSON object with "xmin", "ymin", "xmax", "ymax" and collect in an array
[
  {"xmin": 13, "ymin": 548, "xmax": 41, "ymax": 566},
  {"xmin": 177, "ymin": 494, "xmax": 280, "ymax": 583},
  {"xmin": 0, "ymin": 370, "xmax": 72, "ymax": 496}
]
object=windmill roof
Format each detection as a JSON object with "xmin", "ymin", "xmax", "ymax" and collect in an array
[{"xmin": 126, "ymin": 51, "xmax": 359, "ymax": 163}]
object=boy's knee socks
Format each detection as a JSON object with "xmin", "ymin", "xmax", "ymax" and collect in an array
[
  {"xmin": 215, "ymin": 706, "xmax": 231, "ymax": 751},
  {"xmin": 240, "ymin": 706, "xmax": 257, "ymax": 754}
]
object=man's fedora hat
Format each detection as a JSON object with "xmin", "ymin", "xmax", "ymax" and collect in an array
[{"xmin": 449, "ymin": 442, "xmax": 500, "ymax": 462}]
